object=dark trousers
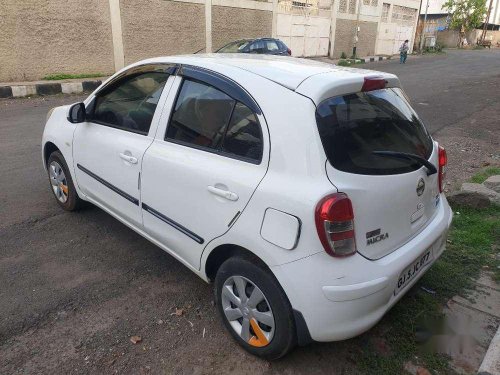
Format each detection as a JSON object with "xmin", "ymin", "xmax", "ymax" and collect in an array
[{"xmin": 400, "ymin": 52, "xmax": 408, "ymax": 63}]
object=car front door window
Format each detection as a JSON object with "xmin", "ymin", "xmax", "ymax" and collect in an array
[{"xmin": 91, "ymin": 71, "xmax": 169, "ymax": 135}]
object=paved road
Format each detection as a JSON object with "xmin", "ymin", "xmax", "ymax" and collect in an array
[{"xmin": 0, "ymin": 49, "xmax": 499, "ymax": 374}]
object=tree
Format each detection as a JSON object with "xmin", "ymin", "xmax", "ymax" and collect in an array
[{"xmin": 442, "ymin": 0, "xmax": 487, "ymax": 47}]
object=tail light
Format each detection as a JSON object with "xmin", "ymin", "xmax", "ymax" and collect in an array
[
  {"xmin": 315, "ymin": 193, "xmax": 356, "ymax": 257},
  {"xmin": 438, "ymin": 145, "xmax": 447, "ymax": 193},
  {"xmin": 287, "ymin": 48, "xmax": 292, "ymax": 55},
  {"xmin": 362, "ymin": 76, "xmax": 386, "ymax": 92}
]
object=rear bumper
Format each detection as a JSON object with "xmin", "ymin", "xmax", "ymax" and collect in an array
[{"xmin": 272, "ymin": 196, "xmax": 453, "ymax": 342}]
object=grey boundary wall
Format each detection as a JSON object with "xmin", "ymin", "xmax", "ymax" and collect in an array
[
  {"xmin": 0, "ymin": 55, "xmax": 390, "ymax": 99},
  {"xmin": 0, "ymin": 80, "xmax": 102, "ymax": 99}
]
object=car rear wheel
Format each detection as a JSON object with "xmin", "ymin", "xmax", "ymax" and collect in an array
[
  {"xmin": 214, "ymin": 256, "xmax": 296, "ymax": 359},
  {"xmin": 47, "ymin": 151, "xmax": 83, "ymax": 211}
]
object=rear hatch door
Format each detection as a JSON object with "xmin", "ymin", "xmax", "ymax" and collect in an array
[{"xmin": 316, "ymin": 87, "xmax": 440, "ymax": 260}]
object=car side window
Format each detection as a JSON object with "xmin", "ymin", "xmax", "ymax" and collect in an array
[
  {"xmin": 248, "ymin": 40, "xmax": 265, "ymax": 53},
  {"xmin": 166, "ymin": 79, "xmax": 263, "ymax": 163},
  {"xmin": 265, "ymin": 40, "xmax": 280, "ymax": 52},
  {"xmin": 91, "ymin": 71, "xmax": 169, "ymax": 134},
  {"xmin": 166, "ymin": 79, "xmax": 235, "ymax": 149},
  {"xmin": 221, "ymin": 102, "xmax": 263, "ymax": 162}
]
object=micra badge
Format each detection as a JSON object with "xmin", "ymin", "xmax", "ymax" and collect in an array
[{"xmin": 366, "ymin": 229, "xmax": 389, "ymax": 246}]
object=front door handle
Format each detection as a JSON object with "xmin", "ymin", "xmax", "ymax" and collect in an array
[
  {"xmin": 207, "ymin": 186, "xmax": 239, "ymax": 201},
  {"xmin": 119, "ymin": 153, "xmax": 138, "ymax": 164}
]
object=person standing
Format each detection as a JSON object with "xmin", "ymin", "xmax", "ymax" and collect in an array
[{"xmin": 399, "ymin": 40, "xmax": 409, "ymax": 64}]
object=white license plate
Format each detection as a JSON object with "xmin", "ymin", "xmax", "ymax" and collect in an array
[{"xmin": 395, "ymin": 248, "xmax": 433, "ymax": 295}]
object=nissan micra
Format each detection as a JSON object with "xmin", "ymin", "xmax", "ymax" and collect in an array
[{"xmin": 42, "ymin": 54, "xmax": 452, "ymax": 359}]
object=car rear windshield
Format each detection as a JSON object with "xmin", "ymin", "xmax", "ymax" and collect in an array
[{"xmin": 315, "ymin": 88, "xmax": 433, "ymax": 175}]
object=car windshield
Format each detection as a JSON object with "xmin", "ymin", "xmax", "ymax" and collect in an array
[
  {"xmin": 217, "ymin": 40, "xmax": 251, "ymax": 53},
  {"xmin": 315, "ymin": 88, "xmax": 434, "ymax": 175}
]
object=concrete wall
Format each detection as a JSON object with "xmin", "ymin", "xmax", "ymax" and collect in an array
[
  {"xmin": 333, "ymin": 19, "xmax": 378, "ymax": 58},
  {"xmin": 211, "ymin": 5, "xmax": 272, "ymax": 51},
  {"xmin": 0, "ymin": 0, "xmax": 115, "ymax": 82},
  {"xmin": 437, "ymin": 29, "xmax": 500, "ymax": 47},
  {"xmin": 120, "ymin": 0, "xmax": 205, "ymax": 65}
]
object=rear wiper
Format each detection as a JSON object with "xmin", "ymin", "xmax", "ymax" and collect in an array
[{"xmin": 372, "ymin": 151, "xmax": 437, "ymax": 176}]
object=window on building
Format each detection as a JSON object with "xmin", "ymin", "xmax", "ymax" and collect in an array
[
  {"xmin": 348, "ymin": 0, "xmax": 356, "ymax": 13},
  {"xmin": 382, "ymin": 3, "xmax": 390, "ymax": 22},
  {"xmin": 363, "ymin": 0, "xmax": 370, "ymax": 5},
  {"xmin": 371, "ymin": 0, "xmax": 378, "ymax": 6},
  {"xmin": 392, "ymin": 5, "xmax": 417, "ymax": 25},
  {"xmin": 339, "ymin": 0, "xmax": 348, "ymax": 13}
]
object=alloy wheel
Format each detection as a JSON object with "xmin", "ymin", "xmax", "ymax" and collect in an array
[
  {"xmin": 221, "ymin": 275, "xmax": 275, "ymax": 347},
  {"xmin": 49, "ymin": 161, "xmax": 69, "ymax": 203}
]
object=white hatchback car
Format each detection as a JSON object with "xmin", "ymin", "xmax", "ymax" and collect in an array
[{"xmin": 42, "ymin": 54, "xmax": 452, "ymax": 359}]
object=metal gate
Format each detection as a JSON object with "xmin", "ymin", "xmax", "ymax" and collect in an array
[{"xmin": 275, "ymin": 0, "xmax": 332, "ymax": 57}]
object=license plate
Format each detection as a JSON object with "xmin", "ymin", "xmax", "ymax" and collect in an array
[{"xmin": 395, "ymin": 248, "xmax": 433, "ymax": 295}]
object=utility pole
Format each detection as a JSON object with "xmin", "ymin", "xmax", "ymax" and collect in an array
[
  {"xmin": 352, "ymin": 0, "xmax": 363, "ymax": 58},
  {"xmin": 480, "ymin": 0, "xmax": 494, "ymax": 43},
  {"xmin": 418, "ymin": 0, "xmax": 430, "ymax": 53}
]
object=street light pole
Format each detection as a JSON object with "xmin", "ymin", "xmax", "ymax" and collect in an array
[
  {"xmin": 418, "ymin": 0, "xmax": 430, "ymax": 53},
  {"xmin": 352, "ymin": 0, "xmax": 363, "ymax": 58},
  {"xmin": 480, "ymin": 0, "xmax": 494, "ymax": 43}
]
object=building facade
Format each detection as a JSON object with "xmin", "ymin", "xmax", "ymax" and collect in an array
[
  {"xmin": 0, "ymin": 0, "xmax": 420, "ymax": 82},
  {"xmin": 414, "ymin": 0, "xmax": 500, "ymax": 48}
]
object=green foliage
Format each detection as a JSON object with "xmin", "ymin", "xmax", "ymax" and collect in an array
[
  {"xmin": 340, "ymin": 51, "xmax": 347, "ymax": 59},
  {"xmin": 442, "ymin": 0, "xmax": 487, "ymax": 32},
  {"xmin": 469, "ymin": 166, "xmax": 500, "ymax": 183},
  {"xmin": 42, "ymin": 73, "xmax": 105, "ymax": 81},
  {"xmin": 356, "ymin": 203, "xmax": 500, "ymax": 374}
]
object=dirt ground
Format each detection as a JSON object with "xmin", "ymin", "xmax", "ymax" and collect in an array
[{"xmin": 0, "ymin": 49, "xmax": 499, "ymax": 374}]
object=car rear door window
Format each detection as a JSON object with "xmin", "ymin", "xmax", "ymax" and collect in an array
[
  {"xmin": 316, "ymin": 88, "xmax": 433, "ymax": 175},
  {"xmin": 167, "ymin": 79, "xmax": 235, "ymax": 149},
  {"xmin": 221, "ymin": 102, "xmax": 263, "ymax": 162},
  {"xmin": 91, "ymin": 71, "xmax": 169, "ymax": 134},
  {"xmin": 166, "ymin": 79, "xmax": 263, "ymax": 163}
]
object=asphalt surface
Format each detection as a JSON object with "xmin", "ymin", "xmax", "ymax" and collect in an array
[{"xmin": 0, "ymin": 49, "xmax": 499, "ymax": 374}]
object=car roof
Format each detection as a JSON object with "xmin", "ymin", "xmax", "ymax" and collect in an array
[
  {"xmin": 131, "ymin": 54, "xmax": 399, "ymax": 101},
  {"xmin": 138, "ymin": 54, "xmax": 333, "ymax": 89}
]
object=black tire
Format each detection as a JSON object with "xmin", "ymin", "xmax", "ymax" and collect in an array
[
  {"xmin": 214, "ymin": 256, "xmax": 296, "ymax": 360},
  {"xmin": 47, "ymin": 151, "xmax": 83, "ymax": 211}
]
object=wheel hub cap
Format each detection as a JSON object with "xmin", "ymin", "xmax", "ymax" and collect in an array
[{"xmin": 221, "ymin": 275, "xmax": 275, "ymax": 347}]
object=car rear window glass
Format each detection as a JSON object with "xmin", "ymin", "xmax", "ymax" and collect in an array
[
  {"xmin": 167, "ymin": 79, "xmax": 235, "ymax": 149},
  {"xmin": 316, "ymin": 88, "xmax": 433, "ymax": 175},
  {"xmin": 221, "ymin": 102, "xmax": 263, "ymax": 162}
]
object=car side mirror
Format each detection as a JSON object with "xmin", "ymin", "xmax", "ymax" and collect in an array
[{"xmin": 67, "ymin": 102, "xmax": 86, "ymax": 123}]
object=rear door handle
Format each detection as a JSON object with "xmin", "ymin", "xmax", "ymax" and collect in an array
[
  {"xmin": 207, "ymin": 186, "xmax": 239, "ymax": 201},
  {"xmin": 119, "ymin": 153, "xmax": 138, "ymax": 164}
]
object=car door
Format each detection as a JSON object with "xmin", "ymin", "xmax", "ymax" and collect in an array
[
  {"xmin": 73, "ymin": 64, "xmax": 174, "ymax": 228},
  {"xmin": 141, "ymin": 68, "xmax": 269, "ymax": 269}
]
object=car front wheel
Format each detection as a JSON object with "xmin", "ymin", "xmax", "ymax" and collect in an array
[
  {"xmin": 214, "ymin": 256, "xmax": 296, "ymax": 359},
  {"xmin": 47, "ymin": 151, "xmax": 83, "ymax": 211}
]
